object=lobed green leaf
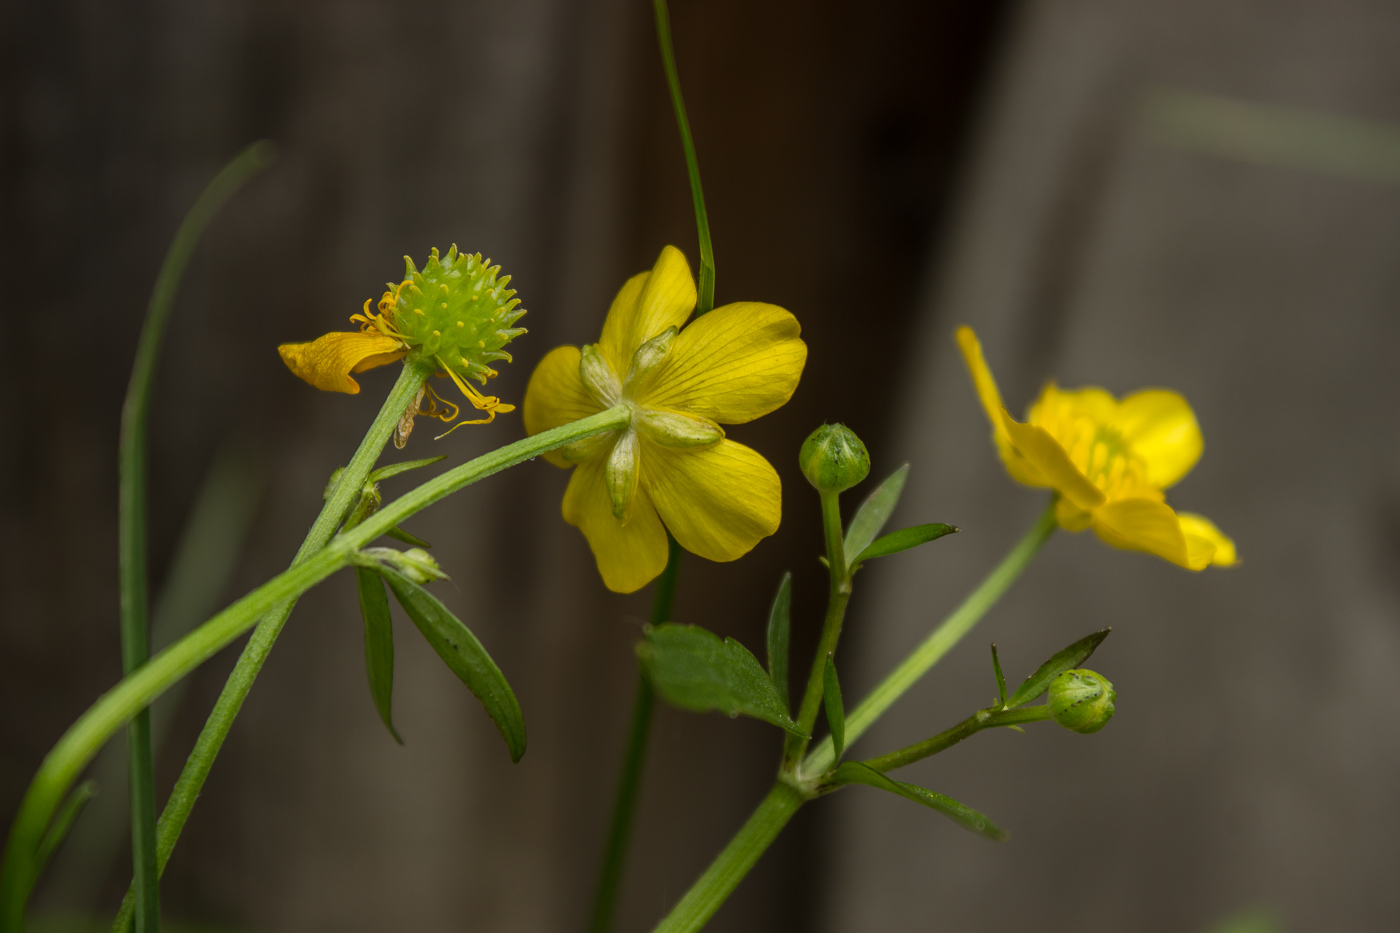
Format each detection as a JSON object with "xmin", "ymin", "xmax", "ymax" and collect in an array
[
  {"xmin": 851, "ymin": 523, "xmax": 958, "ymax": 567},
  {"xmin": 355, "ymin": 568, "xmax": 402, "ymax": 744},
  {"xmin": 843, "ymin": 464, "xmax": 909, "ymax": 568},
  {"xmin": 830, "ymin": 762, "xmax": 1006, "ymax": 842},
  {"xmin": 1005, "ymin": 628, "xmax": 1111, "ymax": 709}
]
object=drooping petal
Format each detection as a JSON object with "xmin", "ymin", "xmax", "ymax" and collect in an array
[
  {"xmin": 523, "ymin": 345, "xmax": 605, "ymax": 467},
  {"xmin": 1112, "ymin": 390, "xmax": 1204, "ymax": 489},
  {"xmin": 955, "ymin": 327, "xmax": 1046, "ymax": 487},
  {"xmin": 278, "ymin": 332, "xmax": 406, "ymax": 394},
  {"xmin": 645, "ymin": 439, "xmax": 780, "ymax": 563},
  {"xmin": 1177, "ymin": 511, "xmax": 1237, "ymax": 568},
  {"xmin": 562, "ymin": 455, "xmax": 670, "ymax": 593},
  {"xmin": 599, "ymin": 246, "xmax": 697, "ymax": 373},
  {"xmin": 635, "ymin": 302, "xmax": 806, "ymax": 423},
  {"xmin": 1090, "ymin": 498, "xmax": 1192, "ymax": 568},
  {"xmin": 1000, "ymin": 411, "xmax": 1106, "ymax": 510}
]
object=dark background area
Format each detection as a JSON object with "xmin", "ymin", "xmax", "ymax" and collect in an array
[{"xmin": 4, "ymin": 1, "xmax": 1400, "ymax": 932}]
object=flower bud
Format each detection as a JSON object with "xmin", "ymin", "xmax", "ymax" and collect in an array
[
  {"xmin": 362, "ymin": 546, "xmax": 447, "ymax": 584},
  {"xmin": 1047, "ymin": 669, "xmax": 1116, "ymax": 734},
  {"xmin": 799, "ymin": 423, "xmax": 870, "ymax": 493}
]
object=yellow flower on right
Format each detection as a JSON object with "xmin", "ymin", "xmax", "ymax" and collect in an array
[{"xmin": 956, "ymin": 326, "xmax": 1236, "ymax": 570}]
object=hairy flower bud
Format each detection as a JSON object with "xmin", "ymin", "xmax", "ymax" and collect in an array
[
  {"xmin": 799, "ymin": 423, "xmax": 870, "ymax": 493},
  {"xmin": 1048, "ymin": 669, "xmax": 1116, "ymax": 734}
]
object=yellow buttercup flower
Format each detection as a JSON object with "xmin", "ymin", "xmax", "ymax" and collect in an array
[
  {"xmin": 956, "ymin": 326, "xmax": 1236, "ymax": 571},
  {"xmin": 524, "ymin": 246, "xmax": 807, "ymax": 593},
  {"xmin": 279, "ymin": 246, "xmax": 526, "ymax": 433}
]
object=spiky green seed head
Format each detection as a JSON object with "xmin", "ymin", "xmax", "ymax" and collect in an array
[
  {"xmin": 799, "ymin": 423, "xmax": 871, "ymax": 493},
  {"xmin": 1048, "ymin": 669, "xmax": 1116, "ymax": 734},
  {"xmin": 383, "ymin": 245, "xmax": 527, "ymax": 385}
]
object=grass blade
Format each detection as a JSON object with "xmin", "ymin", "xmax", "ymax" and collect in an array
[{"xmin": 356, "ymin": 569, "xmax": 402, "ymax": 744}]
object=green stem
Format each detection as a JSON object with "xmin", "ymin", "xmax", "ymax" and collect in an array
[
  {"xmin": 653, "ymin": 0, "xmax": 715, "ymax": 315},
  {"xmin": 786, "ymin": 491, "xmax": 852, "ymax": 769},
  {"xmin": 116, "ymin": 141, "xmax": 274, "ymax": 933},
  {"xmin": 0, "ymin": 401, "xmax": 631, "ymax": 933},
  {"xmin": 587, "ymin": 533, "xmax": 682, "ymax": 933},
  {"xmin": 860, "ymin": 705, "xmax": 1052, "ymax": 775},
  {"xmin": 650, "ymin": 784, "xmax": 805, "ymax": 933}
]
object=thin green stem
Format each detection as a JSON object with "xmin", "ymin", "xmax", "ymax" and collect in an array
[
  {"xmin": 786, "ymin": 491, "xmax": 851, "ymax": 769},
  {"xmin": 860, "ymin": 705, "xmax": 1052, "ymax": 775},
  {"xmin": 587, "ymin": 533, "xmax": 682, "ymax": 933},
  {"xmin": 0, "ymin": 402, "xmax": 631, "ymax": 933},
  {"xmin": 653, "ymin": 0, "xmax": 715, "ymax": 315},
  {"xmin": 116, "ymin": 141, "xmax": 274, "ymax": 933}
]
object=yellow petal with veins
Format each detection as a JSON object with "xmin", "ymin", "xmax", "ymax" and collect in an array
[
  {"xmin": 955, "ymin": 327, "xmax": 1046, "ymax": 487},
  {"xmin": 999, "ymin": 410, "xmax": 1106, "ymax": 511},
  {"xmin": 599, "ymin": 247, "xmax": 696, "ymax": 373},
  {"xmin": 278, "ymin": 331, "xmax": 406, "ymax": 394},
  {"xmin": 645, "ymin": 439, "xmax": 780, "ymax": 563},
  {"xmin": 562, "ymin": 455, "xmax": 669, "ymax": 593},
  {"xmin": 1090, "ymin": 498, "xmax": 1191, "ymax": 568},
  {"xmin": 1177, "ymin": 511, "xmax": 1237, "ymax": 568},
  {"xmin": 635, "ymin": 302, "xmax": 806, "ymax": 423},
  {"xmin": 524, "ymin": 345, "xmax": 604, "ymax": 467},
  {"xmin": 1111, "ymin": 389, "xmax": 1203, "ymax": 489}
]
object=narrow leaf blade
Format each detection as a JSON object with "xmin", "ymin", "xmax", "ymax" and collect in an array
[
  {"xmin": 991, "ymin": 643, "xmax": 1007, "ymax": 707},
  {"xmin": 356, "ymin": 567, "xmax": 402, "ymax": 744},
  {"xmin": 766, "ymin": 573, "xmax": 792, "ymax": 711},
  {"xmin": 843, "ymin": 464, "xmax": 910, "ymax": 567},
  {"xmin": 369, "ymin": 454, "xmax": 449, "ymax": 483},
  {"xmin": 378, "ymin": 566, "xmax": 526, "ymax": 761},
  {"xmin": 824, "ymin": 656, "xmax": 846, "ymax": 762},
  {"xmin": 832, "ymin": 762, "xmax": 1007, "ymax": 841},
  {"xmin": 852, "ymin": 523, "xmax": 958, "ymax": 566},
  {"xmin": 384, "ymin": 525, "xmax": 432, "ymax": 548},
  {"xmin": 638, "ymin": 624, "xmax": 805, "ymax": 736},
  {"xmin": 1007, "ymin": 628, "xmax": 1111, "ymax": 708},
  {"xmin": 34, "ymin": 780, "xmax": 97, "ymax": 876}
]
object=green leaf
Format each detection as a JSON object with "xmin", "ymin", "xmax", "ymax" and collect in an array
[
  {"xmin": 378, "ymin": 566, "xmax": 526, "ymax": 762},
  {"xmin": 356, "ymin": 568, "xmax": 402, "ymax": 744},
  {"xmin": 370, "ymin": 454, "xmax": 448, "ymax": 483},
  {"xmin": 33, "ymin": 780, "xmax": 97, "ymax": 877},
  {"xmin": 991, "ymin": 643, "xmax": 1007, "ymax": 707},
  {"xmin": 843, "ymin": 464, "xmax": 909, "ymax": 568},
  {"xmin": 766, "ymin": 573, "xmax": 792, "ymax": 710},
  {"xmin": 823, "ymin": 656, "xmax": 845, "ymax": 762},
  {"xmin": 1006, "ymin": 628, "xmax": 1111, "ymax": 709},
  {"xmin": 637, "ymin": 624, "xmax": 806, "ymax": 736},
  {"xmin": 831, "ymin": 762, "xmax": 1007, "ymax": 841},
  {"xmin": 384, "ymin": 525, "xmax": 432, "ymax": 548},
  {"xmin": 851, "ymin": 523, "xmax": 958, "ymax": 567}
]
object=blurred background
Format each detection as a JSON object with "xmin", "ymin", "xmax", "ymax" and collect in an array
[{"xmin": 3, "ymin": 0, "xmax": 1399, "ymax": 930}]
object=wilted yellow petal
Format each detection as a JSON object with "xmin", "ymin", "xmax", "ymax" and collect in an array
[
  {"xmin": 645, "ymin": 439, "xmax": 780, "ymax": 563},
  {"xmin": 955, "ymin": 327, "xmax": 1045, "ymax": 487},
  {"xmin": 1090, "ymin": 498, "xmax": 1191, "ymax": 568},
  {"xmin": 1000, "ymin": 411, "xmax": 1106, "ymax": 511},
  {"xmin": 562, "ymin": 455, "xmax": 670, "ymax": 593},
  {"xmin": 278, "ymin": 331, "xmax": 405, "ymax": 394},
  {"xmin": 1112, "ymin": 390, "xmax": 1203, "ymax": 489},
  {"xmin": 524, "ymin": 345, "xmax": 605, "ymax": 467},
  {"xmin": 1178, "ymin": 511, "xmax": 1237, "ymax": 568},
  {"xmin": 599, "ymin": 246, "xmax": 696, "ymax": 373},
  {"xmin": 635, "ymin": 302, "xmax": 806, "ymax": 423}
]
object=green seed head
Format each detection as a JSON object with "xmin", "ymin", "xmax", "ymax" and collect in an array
[
  {"xmin": 1048, "ymin": 669, "xmax": 1116, "ymax": 734},
  {"xmin": 799, "ymin": 423, "xmax": 871, "ymax": 493}
]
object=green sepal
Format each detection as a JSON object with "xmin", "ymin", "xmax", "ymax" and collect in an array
[
  {"xmin": 851, "ymin": 523, "xmax": 958, "ymax": 567},
  {"xmin": 33, "ymin": 780, "xmax": 97, "ymax": 876},
  {"xmin": 766, "ymin": 573, "xmax": 792, "ymax": 712},
  {"xmin": 991, "ymin": 643, "xmax": 1007, "ymax": 707},
  {"xmin": 843, "ymin": 464, "xmax": 909, "ymax": 568},
  {"xmin": 637, "ymin": 623, "xmax": 806, "ymax": 736},
  {"xmin": 377, "ymin": 565, "xmax": 526, "ymax": 762},
  {"xmin": 355, "ymin": 568, "xmax": 402, "ymax": 744},
  {"xmin": 1005, "ymin": 628, "xmax": 1111, "ymax": 709},
  {"xmin": 370, "ymin": 455, "xmax": 448, "ymax": 483},
  {"xmin": 823, "ymin": 656, "xmax": 846, "ymax": 762},
  {"xmin": 830, "ymin": 762, "xmax": 1006, "ymax": 842},
  {"xmin": 384, "ymin": 525, "xmax": 432, "ymax": 549}
]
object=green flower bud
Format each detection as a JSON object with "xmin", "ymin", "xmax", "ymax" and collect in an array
[
  {"xmin": 1047, "ymin": 669, "xmax": 1116, "ymax": 734},
  {"xmin": 799, "ymin": 423, "xmax": 870, "ymax": 493},
  {"xmin": 362, "ymin": 547, "xmax": 447, "ymax": 585}
]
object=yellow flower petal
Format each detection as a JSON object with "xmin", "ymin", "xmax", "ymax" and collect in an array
[
  {"xmin": 955, "ymin": 326, "xmax": 1046, "ymax": 487},
  {"xmin": 599, "ymin": 246, "xmax": 696, "ymax": 374},
  {"xmin": 999, "ymin": 410, "xmax": 1106, "ymax": 511},
  {"xmin": 635, "ymin": 302, "xmax": 807, "ymax": 423},
  {"xmin": 524, "ymin": 345, "xmax": 604, "ymax": 467},
  {"xmin": 1178, "ymin": 511, "xmax": 1237, "ymax": 568},
  {"xmin": 562, "ymin": 455, "xmax": 670, "ymax": 593},
  {"xmin": 1028, "ymin": 383, "xmax": 1117, "ymax": 429},
  {"xmin": 645, "ymin": 439, "xmax": 781, "ymax": 563},
  {"xmin": 1111, "ymin": 390, "xmax": 1203, "ymax": 489},
  {"xmin": 1090, "ymin": 497, "xmax": 1192, "ymax": 568},
  {"xmin": 278, "ymin": 331, "xmax": 406, "ymax": 394}
]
